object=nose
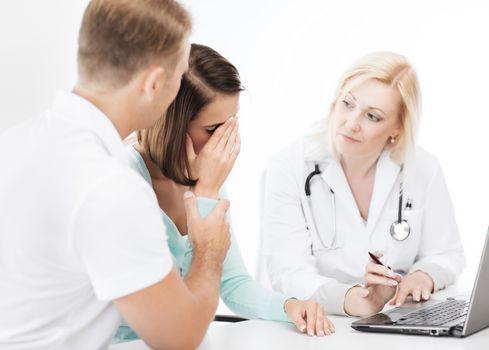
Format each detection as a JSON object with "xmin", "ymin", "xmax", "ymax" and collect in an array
[{"xmin": 344, "ymin": 110, "xmax": 361, "ymax": 132}]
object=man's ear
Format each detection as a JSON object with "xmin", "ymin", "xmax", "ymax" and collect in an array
[{"xmin": 141, "ymin": 66, "xmax": 166, "ymax": 101}]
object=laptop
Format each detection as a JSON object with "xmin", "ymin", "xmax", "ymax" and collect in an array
[{"xmin": 351, "ymin": 228, "xmax": 489, "ymax": 337}]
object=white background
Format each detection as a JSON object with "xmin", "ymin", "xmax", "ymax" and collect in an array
[{"xmin": 1, "ymin": 0, "xmax": 488, "ymax": 311}]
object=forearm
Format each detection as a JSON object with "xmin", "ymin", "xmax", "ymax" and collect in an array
[
  {"xmin": 268, "ymin": 258, "xmax": 331, "ymax": 300},
  {"xmin": 184, "ymin": 194, "xmax": 225, "ymax": 315},
  {"xmin": 184, "ymin": 249, "xmax": 223, "ymax": 322},
  {"xmin": 409, "ymin": 260, "xmax": 460, "ymax": 292},
  {"xmin": 311, "ymin": 279, "xmax": 355, "ymax": 316},
  {"xmin": 143, "ymin": 255, "xmax": 224, "ymax": 350},
  {"xmin": 409, "ymin": 244, "xmax": 465, "ymax": 291},
  {"xmin": 220, "ymin": 275, "xmax": 289, "ymax": 321},
  {"xmin": 414, "ymin": 162, "xmax": 466, "ymax": 291},
  {"xmin": 115, "ymin": 268, "xmax": 217, "ymax": 350}
]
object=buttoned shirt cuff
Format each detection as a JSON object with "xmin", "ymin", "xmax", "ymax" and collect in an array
[
  {"xmin": 311, "ymin": 280, "xmax": 356, "ymax": 316},
  {"xmin": 408, "ymin": 261, "xmax": 453, "ymax": 292}
]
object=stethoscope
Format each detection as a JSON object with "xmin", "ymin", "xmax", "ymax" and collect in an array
[
  {"xmin": 305, "ymin": 164, "xmax": 338, "ymax": 249},
  {"xmin": 390, "ymin": 170, "xmax": 412, "ymax": 241},
  {"xmin": 304, "ymin": 162, "xmax": 412, "ymax": 248}
]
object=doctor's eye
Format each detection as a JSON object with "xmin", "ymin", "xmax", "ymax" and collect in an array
[
  {"xmin": 341, "ymin": 99, "xmax": 354, "ymax": 109},
  {"xmin": 366, "ymin": 112, "xmax": 381, "ymax": 122}
]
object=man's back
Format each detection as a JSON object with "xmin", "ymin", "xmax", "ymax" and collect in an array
[{"xmin": 0, "ymin": 91, "xmax": 172, "ymax": 349}]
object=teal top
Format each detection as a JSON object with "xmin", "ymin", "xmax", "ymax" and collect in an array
[{"xmin": 113, "ymin": 146, "xmax": 289, "ymax": 343}]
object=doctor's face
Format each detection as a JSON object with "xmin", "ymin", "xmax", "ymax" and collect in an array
[
  {"xmin": 332, "ymin": 78, "xmax": 401, "ymax": 159},
  {"xmin": 187, "ymin": 92, "xmax": 240, "ymax": 154}
]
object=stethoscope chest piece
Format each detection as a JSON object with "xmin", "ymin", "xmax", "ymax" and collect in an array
[
  {"xmin": 390, "ymin": 220, "xmax": 410, "ymax": 241},
  {"xmin": 306, "ymin": 161, "xmax": 412, "ymax": 244}
]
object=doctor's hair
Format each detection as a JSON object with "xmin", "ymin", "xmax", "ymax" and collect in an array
[
  {"xmin": 138, "ymin": 43, "xmax": 244, "ymax": 186},
  {"xmin": 310, "ymin": 52, "xmax": 421, "ymax": 166},
  {"xmin": 77, "ymin": 0, "xmax": 191, "ymax": 88}
]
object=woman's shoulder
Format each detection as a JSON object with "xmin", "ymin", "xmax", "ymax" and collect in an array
[
  {"xmin": 125, "ymin": 143, "xmax": 152, "ymax": 185},
  {"xmin": 266, "ymin": 138, "xmax": 308, "ymax": 175},
  {"xmin": 413, "ymin": 146, "xmax": 440, "ymax": 171},
  {"xmin": 267, "ymin": 136, "xmax": 336, "ymax": 181},
  {"xmin": 406, "ymin": 146, "xmax": 443, "ymax": 186}
]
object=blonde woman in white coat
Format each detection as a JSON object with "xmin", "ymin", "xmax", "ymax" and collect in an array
[{"xmin": 262, "ymin": 52, "xmax": 465, "ymax": 317}]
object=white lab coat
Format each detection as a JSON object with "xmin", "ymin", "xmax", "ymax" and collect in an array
[{"xmin": 262, "ymin": 138, "xmax": 465, "ymax": 315}]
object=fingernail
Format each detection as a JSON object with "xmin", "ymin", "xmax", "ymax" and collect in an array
[
  {"xmin": 396, "ymin": 302, "xmax": 401, "ymax": 306},
  {"xmin": 325, "ymin": 329, "xmax": 331, "ymax": 335},
  {"xmin": 319, "ymin": 331, "xmax": 325, "ymax": 336},
  {"xmin": 184, "ymin": 191, "xmax": 193, "ymax": 199},
  {"xmin": 308, "ymin": 330, "xmax": 313, "ymax": 336},
  {"xmin": 300, "ymin": 325, "xmax": 306, "ymax": 332},
  {"xmin": 388, "ymin": 280, "xmax": 398, "ymax": 286}
]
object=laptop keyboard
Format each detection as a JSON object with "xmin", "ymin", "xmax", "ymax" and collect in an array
[{"xmin": 395, "ymin": 299, "xmax": 470, "ymax": 326}]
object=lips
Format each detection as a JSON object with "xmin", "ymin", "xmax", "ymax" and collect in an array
[{"xmin": 340, "ymin": 134, "xmax": 360, "ymax": 143}]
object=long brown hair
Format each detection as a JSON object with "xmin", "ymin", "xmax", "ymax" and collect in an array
[{"xmin": 138, "ymin": 43, "xmax": 244, "ymax": 186}]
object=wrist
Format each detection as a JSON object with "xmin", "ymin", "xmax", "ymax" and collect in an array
[
  {"xmin": 192, "ymin": 247, "xmax": 224, "ymax": 274},
  {"xmin": 343, "ymin": 285, "xmax": 368, "ymax": 316},
  {"xmin": 343, "ymin": 286, "xmax": 357, "ymax": 316},
  {"xmin": 193, "ymin": 184, "xmax": 219, "ymax": 199},
  {"xmin": 283, "ymin": 297, "xmax": 297, "ymax": 314}
]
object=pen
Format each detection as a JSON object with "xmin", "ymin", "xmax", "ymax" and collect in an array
[{"xmin": 368, "ymin": 251, "xmax": 391, "ymax": 270}]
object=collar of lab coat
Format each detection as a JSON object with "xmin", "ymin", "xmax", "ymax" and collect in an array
[
  {"xmin": 319, "ymin": 150, "xmax": 400, "ymax": 235},
  {"xmin": 50, "ymin": 90, "xmax": 129, "ymax": 167}
]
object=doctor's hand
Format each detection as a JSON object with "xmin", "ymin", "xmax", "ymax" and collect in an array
[
  {"xmin": 284, "ymin": 298, "xmax": 335, "ymax": 337},
  {"xmin": 187, "ymin": 117, "xmax": 240, "ymax": 199},
  {"xmin": 363, "ymin": 251, "xmax": 402, "ymax": 297},
  {"xmin": 344, "ymin": 252, "xmax": 402, "ymax": 317},
  {"xmin": 389, "ymin": 270, "xmax": 434, "ymax": 306}
]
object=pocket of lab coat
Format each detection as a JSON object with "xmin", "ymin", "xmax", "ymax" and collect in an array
[{"xmin": 381, "ymin": 208, "xmax": 424, "ymax": 270}]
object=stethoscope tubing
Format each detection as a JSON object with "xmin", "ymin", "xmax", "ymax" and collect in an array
[{"xmin": 304, "ymin": 162, "xmax": 411, "ymax": 247}]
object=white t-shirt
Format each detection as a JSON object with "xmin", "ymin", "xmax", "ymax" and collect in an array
[{"xmin": 0, "ymin": 91, "xmax": 173, "ymax": 349}]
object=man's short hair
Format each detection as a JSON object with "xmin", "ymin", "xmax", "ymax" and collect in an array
[{"xmin": 78, "ymin": 0, "xmax": 191, "ymax": 87}]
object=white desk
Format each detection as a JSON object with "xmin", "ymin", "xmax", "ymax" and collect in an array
[{"xmin": 109, "ymin": 286, "xmax": 489, "ymax": 350}]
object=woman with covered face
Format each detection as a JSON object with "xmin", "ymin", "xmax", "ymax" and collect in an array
[{"xmin": 115, "ymin": 44, "xmax": 334, "ymax": 343}]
